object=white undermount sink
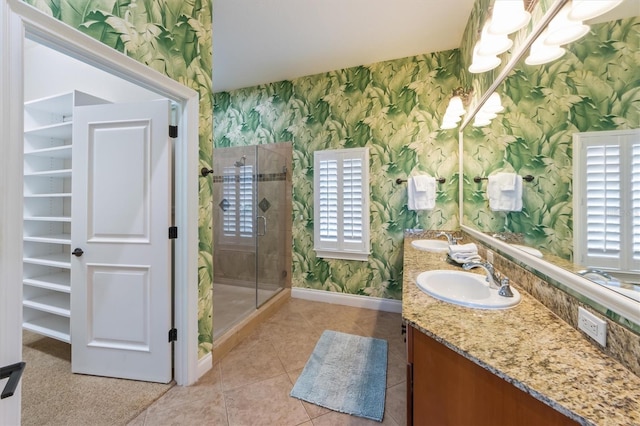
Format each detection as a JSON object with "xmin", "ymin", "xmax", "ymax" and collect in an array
[
  {"xmin": 411, "ymin": 239, "xmax": 449, "ymax": 253},
  {"xmin": 416, "ymin": 270, "xmax": 521, "ymax": 309}
]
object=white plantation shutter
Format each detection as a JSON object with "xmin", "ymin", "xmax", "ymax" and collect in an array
[
  {"xmin": 632, "ymin": 144, "xmax": 640, "ymax": 266},
  {"xmin": 585, "ymin": 144, "xmax": 621, "ymax": 259},
  {"xmin": 314, "ymin": 148, "xmax": 370, "ymax": 261},
  {"xmin": 318, "ymin": 159, "xmax": 338, "ymax": 242},
  {"xmin": 222, "ymin": 165, "xmax": 254, "ymax": 244},
  {"xmin": 574, "ymin": 129, "xmax": 640, "ymax": 272},
  {"xmin": 343, "ymin": 158, "xmax": 364, "ymax": 242}
]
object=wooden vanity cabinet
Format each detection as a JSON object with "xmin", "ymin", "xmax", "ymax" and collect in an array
[{"xmin": 406, "ymin": 325, "xmax": 577, "ymax": 426}]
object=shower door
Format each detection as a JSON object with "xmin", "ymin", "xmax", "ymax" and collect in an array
[
  {"xmin": 255, "ymin": 144, "xmax": 289, "ymax": 307},
  {"xmin": 212, "ymin": 144, "xmax": 291, "ymax": 339}
]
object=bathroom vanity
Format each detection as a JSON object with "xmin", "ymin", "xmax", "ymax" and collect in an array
[{"xmin": 403, "ymin": 233, "xmax": 640, "ymax": 426}]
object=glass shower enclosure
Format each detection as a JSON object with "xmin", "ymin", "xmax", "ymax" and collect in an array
[{"xmin": 212, "ymin": 143, "xmax": 292, "ymax": 340}]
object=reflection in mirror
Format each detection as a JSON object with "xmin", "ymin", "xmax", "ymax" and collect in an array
[{"xmin": 461, "ymin": 4, "xmax": 640, "ymax": 304}]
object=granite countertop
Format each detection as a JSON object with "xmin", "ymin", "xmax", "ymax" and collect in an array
[{"xmin": 402, "ymin": 236, "xmax": 640, "ymax": 426}]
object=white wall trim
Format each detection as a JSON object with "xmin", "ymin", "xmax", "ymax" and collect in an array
[
  {"xmin": 0, "ymin": 2, "xmax": 25, "ymax": 422},
  {"xmin": 5, "ymin": 0, "xmax": 200, "ymax": 386},
  {"xmin": 197, "ymin": 353, "xmax": 213, "ymax": 380},
  {"xmin": 291, "ymin": 288, "xmax": 402, "ymax": 313}
]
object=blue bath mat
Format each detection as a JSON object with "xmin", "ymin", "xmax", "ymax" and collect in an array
[{"xmin": 290, "ymin": 330, "xmax": 388, "ymax": 422}]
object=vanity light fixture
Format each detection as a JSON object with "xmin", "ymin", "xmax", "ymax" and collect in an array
[
  {"xmin": 525, "ymin": 30, "xmax": 567, "ymax": 65},
  {"xmin": 440, "ymin": 88, "xmax": 473, "ymax": 130},
  {"xmin": 469, "ymin": 44, "xmax": 501, "ymax": 74},
  {"xmin": 471, "ymin": 94, "xmax": 503, "ymax": 128},
  {"xmin": 488, "ymin": 0, "xmax": 531, "ymax": 36},
  {"xmin": 483, "ymin": 93, "xmax": 504, "ymax": 114},
  {"xmin": 544, "ymin": 5, "xmax": 591, "ymax": 46},
  {"xmin": 472, "ymin": 115, "xmax": 493, "ymax": 127},
  {"xmin": 477, "ymin": 19, "xmax": 513, "ymax": 56},
  {"xmin": 568, "ymin": 0, "xmax": 624, "ymax": 21}
]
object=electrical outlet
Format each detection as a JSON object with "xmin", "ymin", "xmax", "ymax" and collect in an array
[
  {"xmin": 486, "ymin": 250, "xmax": 494, "ymax": 263},
  {"xmin": 578, "ymin": 307, "xmax": 607, "ymax": 347}
]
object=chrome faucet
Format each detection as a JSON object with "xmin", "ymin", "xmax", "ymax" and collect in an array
[
  {"xmin": 578, "ymin": 269, "xmax": 617, "ymax": 285},
  {"xmin": 462, "ymin": 261, "xmax": 500, "ymax": 289},
  {"xmin": 436, "ymin": 231, "xmax": 461, "ymax": 245},
  {"xmin": 462, "ymin": 261, "xmax": 515, "ymax": 297}
]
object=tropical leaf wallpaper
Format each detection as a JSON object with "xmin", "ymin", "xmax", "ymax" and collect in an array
[
  {"xmin": 214, "ymin": 53, "xmax": 463, "ymax": 300},
  {"xmin": 24, "ymin": 0, "xmax": 214, "ymax": 356},
  {"xmin": 463, "ymin": 16, "xmax": 640, "ymax": 261}
]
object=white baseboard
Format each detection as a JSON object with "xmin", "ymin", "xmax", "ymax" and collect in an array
[
  {"xmin": 291, "ymin": 287, "xmax": 402, "ymax": 313},
  {"xmin": 196, "ymin": 353, "xmax": 212, "ymax": 381}
]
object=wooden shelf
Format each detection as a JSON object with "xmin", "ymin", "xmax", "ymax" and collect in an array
[
  {"xmin": 23, "ymin": 272, "xmax": 71, "ymax": 293},
  {"xmin": 24, "ymin": 215, "xmax": 71, "ymax": 223},
  {"xmin": 24, "ymin": 145, "xmax": 72, "ymax": 159},
  {"xmin": 24, "ymin": 169, "xmax": 72, "ymax": 178},
  {"xmin": 22, "ymin": 314, "xmax": 70, "ymax": 343},
  {"xmin": 23, "ymin": 233, "xmax": 71, "ymax": 244},
  {"xmin": 24, "ymin": 192, "xmax": 71, "ymax": 198},
  {"xmin": 23, "ymin": 292, "xmax": 70, "ymax": 317},
  {"xmin": 23, "ymin": 253, "xmax": 70, "ymax": 268},
  {"xmin": 24, "ymin": 121, "xmax": 72, "ymax": 139},
  {"xmin": 24, "ymin": 92, "xmax": 73, "ymax": 116},
  {"xmin": 22, "ymin": 92, "xmax": 77, "ymax": 346}
]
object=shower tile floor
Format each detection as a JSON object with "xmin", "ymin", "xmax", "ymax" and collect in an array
[
  {"xmin": 213, "ymin": 283, "xmax": 280, "ymax": 340},
  {"xmin": 130, "ymin": 297, "xmax": 407, "ymax": 425}
]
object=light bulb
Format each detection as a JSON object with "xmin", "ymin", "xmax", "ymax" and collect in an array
[
  {"xmin": 473, "ymin": 116, "xmax": 493, "ymax": 127},
  {"xmin": 483, "ymin": 93, "xmax": 504, "ymax": 114},
  {"xmin": 445, "ymin": 96, "xmax": 466, "ymax": 117},
  {"xmin": 488, "ymin": 0, "xmax": 531, "ymax": 35},
  {"xmin": 568, "ymin": 0, "xmax": 624, "ymax": 21},
  {"xmin": 525, "ymin": 32, "xmax": 566, "ymax": 66},
  {"xmin": 441, "ymin": 119, "xmax": 459, "ymax": 130},
  {"xmin": 469, "ymin": 45, "xmax": 501, "ymax": 74},
  {"xmin": 477, "ymin": 20, "xmax": 513, "ymax": 56},
  {"xmin": 545, "ymin": 5, "xmax": 590, "ymax": 46}
]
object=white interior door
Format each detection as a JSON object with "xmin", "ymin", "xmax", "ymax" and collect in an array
[{"xmin": 71, "ymin": 99, "xmax": 172, "ymax": 383}]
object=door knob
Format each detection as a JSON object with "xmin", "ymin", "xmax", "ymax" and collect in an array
[{"xmin": 72, "ymin": 248, "xmax": 84, "ymax": 257}]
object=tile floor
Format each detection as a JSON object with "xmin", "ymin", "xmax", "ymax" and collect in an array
[{"xmin": 129, "ymin": 298, "xmax": 407, "ymax": 426}]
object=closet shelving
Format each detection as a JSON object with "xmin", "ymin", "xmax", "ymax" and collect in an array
[{"xmin": 22, "ymin": 90, "xmax": 106, "ymax": 343}]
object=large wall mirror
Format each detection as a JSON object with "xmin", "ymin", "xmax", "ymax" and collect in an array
[{"xmin": 459, "ymin": 0, "xmax": 640, "ymax": 330}]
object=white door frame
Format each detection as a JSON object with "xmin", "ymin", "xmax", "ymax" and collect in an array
[{"xmin": 1, "ymin": 0, "xmax": 201, "ymax": 393}]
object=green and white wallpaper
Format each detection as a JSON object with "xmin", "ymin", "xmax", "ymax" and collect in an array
[
  {"xmin": 463, "ymin": 16, "xmax": 640, "ymax": 260},
  {"xmin": 24, "ymin": 0, "xmax": 214, "ymax": 356},
  {"xmin": 26, "ymin": 0, "xmax": 638, "ymax": 356},
  {"xmin": 214, "ymin": 53, "xmax": 463, "ymax": 300}
]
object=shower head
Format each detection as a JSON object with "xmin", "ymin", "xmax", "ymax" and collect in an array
[{"xmin": 234, "ymin": 155, "xmax": 246, "ymax": 167}]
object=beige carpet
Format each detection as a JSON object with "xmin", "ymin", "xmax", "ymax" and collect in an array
[{"xmin": 21, "ymin": 331, "xmax": 173, "ymax": 426}]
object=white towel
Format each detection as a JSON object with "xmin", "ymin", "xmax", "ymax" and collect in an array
[
  {"xmin": 487, "ymin": 173, "xmax": 523, "ymax": 212},
  {"xmin": 448, "ymin": 243, "xmax": 479, "ymax": 255},
  {"xmin": 408, "ymin": 175, "xmax": 436, "ymax": 211},
  {"xmin": 448, "ymin": 242, "xmax": 481, "ymax": 264},
  {"xmin": 449, "ymin": 253, "xmax": 482, "ymax": 264}
]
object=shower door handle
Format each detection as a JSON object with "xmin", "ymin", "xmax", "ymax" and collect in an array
[{"xmin": 257, "ymin": 216, "xmax": 267, "ymax": 236}]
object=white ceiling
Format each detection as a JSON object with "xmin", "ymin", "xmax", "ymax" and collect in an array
[{"xmin": 212, "ymin": 0, "xmax": 476, "ymax": 93}]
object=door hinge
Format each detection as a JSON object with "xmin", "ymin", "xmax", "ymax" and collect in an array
[
  {"xmin": 168, "ymin": 328, "xmax": 178, "ymax": 342},
  {"xmin": 169, "ymin": 125, "xmax": 178, "ymax": 138},
  {"xmin": 169, "ymin": 226, "xmax": 178, "ymax": 239}
]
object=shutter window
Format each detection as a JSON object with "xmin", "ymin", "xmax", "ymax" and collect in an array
[
  {"xmin": 574, "ymin": 129, "xmax": 640, "ymax": 272},
  {"xmin": 632, "ymin": 144, "xmax": 640, "ymax": 262},
  {"xmin": 585, "ymin": 144, "xmax": 621, "ymax": 258},
  {"xmin": 318, "ymin": 159, "xmax": 338, "ymax": 242},
  {"xmin": 314, "ymin": 148, "xmax": 370, "ymax": 261},
  {"xmin": 222, "ymin": 165, "xmax": 253, "ymax": 243}
]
